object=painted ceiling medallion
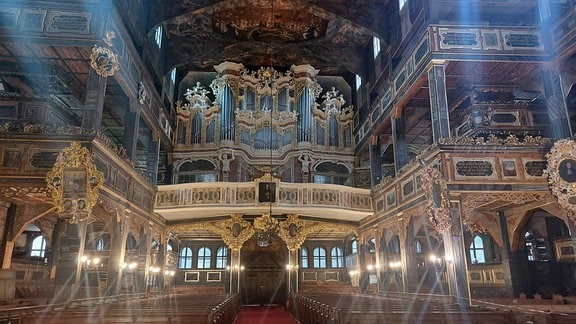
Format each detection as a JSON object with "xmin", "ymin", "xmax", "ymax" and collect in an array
[
  {"xmin": 546, "ymin": 139, "xmax": 576, "ymax": 221},
  {"xmin": 90, "ymin": 46, "xmax": 120, "ymax": 77}
]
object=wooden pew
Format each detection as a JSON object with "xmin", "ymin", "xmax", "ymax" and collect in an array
[
  {"xmin": 11, "ymin": 293, "xmax": 240, "ymax": 324},
  {"xmin": 288, "ymin": 292, "xmax": 516, "ymax": 324}
]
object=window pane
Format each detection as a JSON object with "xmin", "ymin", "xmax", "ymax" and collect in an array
[
  {"xmin": 300, "ymin": 247, "xmax": 308, "ymax": 268},
  {"xmin": 313, "ymin": 247, "xmax": 327, "ymax": 268},
  {"xmin": 198, "ymin": 247, "xmax": 212, "ymax": 269},
  {"xmin": 331, "ymin": 247, "xmax": 344, "ymax": 268},
  {"xmin": 216, "ymin": 246, "xmax": 228, "ymax": 269},
  {"xmin": 31, "ymin": 236, "xmax": 46, "ymax": 258},
  {"xmin": 178, "ymin": 247, "xmax": 192, "ymax": 269}
]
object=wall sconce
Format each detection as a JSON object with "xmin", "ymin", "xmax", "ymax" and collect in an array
[
  {"xmin": 429, "ymin": 254, "xmax": 450, "ymax": 266},
  {"xmin": 348, "ymin": 270, "xmax": 359, "ymax": 276},
  {"xmin": 149, "ymin": 266, "xmax": 161, "ymax": 274},
  {"xmin": 164, "ymin": 270, "xmax": 175, "ymax": 277},
  {"xmin": 285, "ymin": 264, "xmax": 299, "ymax": 271},
  {"xmin": 121, "ymin": 261, "xmax": 138, "ymax": 270},
  {"xmin": 389, "ymin": 261, "xmax": 403, "ymax": 269},
  {"xmin": 226, "ymin": 265, "xmax": 245, "ymax": 272},
  {"xmin": 80, "ymin": 255, "xmax": 103, "ymax": 269},
  {"xmin": 46, "ymin": 142, "xmax": 104, "ymax": 224},
  {"xmin": 366, "ymin": 263, "xmax": 380, "ymax": 272}
]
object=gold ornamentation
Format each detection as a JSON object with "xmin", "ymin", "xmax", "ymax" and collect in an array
[
  {"xmin": 419, "ymin": 164, "xmax": 452, "ymax": 233},
  {"xmin": 440, "ymin": 134, "xmax": 550, "ymax": 146},
  {"xmin": 46, "ymin": 142, "xmax": 104, "ymax": 224},
  {"xmin": 277, "ymin": 214, "xmax": 308, "ymax": 251},
  {"xmin": 203, "ymin": 214, "xmax": 255, "ymax": 251},
  {"xmin": 90, "ymin": 45, "xmax": 119, "ymax": 77},
  {"xmin": 546, "ymin": 139, "xmax": 576, "ymax": 222},
  {"xmin": 103, "ymin": 30, "xmax": 116, "ymax": 47}
]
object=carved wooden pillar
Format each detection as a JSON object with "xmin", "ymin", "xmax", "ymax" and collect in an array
[
  {"xmin": 369, "ymin": 136, "xmax": 382, "ymax": 187},
  {"xmin": 543, "ymin": 68, "xmax": 572, "ymax": 139},
  {"xmin": 392, "ymin": 117, "xmax": 409, "ymax": 173},
  {"xmin": 287, "ymin": 249, "xmax": 298, "ymax": 293},
  {"xmin": 497, "ymin": 210, "xmax": 530, "ymax": 297},
  {"xmin": 443, "ymin": 204, "xmax": 471, "ymax": 306},
  {"xmin": 147, "ymin": 137, "xmax": 161, "ymax": 186},
  {"xmin": 229, "ymin": 249, "xmax": 241, "ymax": 294},
  {"xmin": 428, "ymin": 62, "xmax": 451, "ymax": 143},
  {"xmin": 399, "ymin": 217, "xmax": 418, "ymax": 293},
  {"xmin": 0, "ymin": 202, "xmax": 15, "ymax": 269},
  {"xmin": 0, "ymin": 202, "xmax": 16, "ymax": 300},
  {"xmin": 123, "ymin": 100, "xmax": 141, "ymax": 161},
  {"xmin": 372, "ymin": 228, "xmax": 381, "ymax": 292},
  {"xmin": 53, "ymin": 221, "xmax": 88, "ymax": 303},
  {"xmin": 81, "ymin": 68, "xmax": 107, "ymax": 130},
  {"xmin": 106, "ymin": 215, "xmax": 127, "ymax": 296}
]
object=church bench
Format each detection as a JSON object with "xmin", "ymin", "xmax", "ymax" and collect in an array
[{"xmin": 290, "ymin": 292, "xmax": 515, "ymax": 324}]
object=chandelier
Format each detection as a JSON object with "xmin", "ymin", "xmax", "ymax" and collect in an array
[{"xmin": 254, "ymin": 213, "xmax": 279, "ymax": 247}]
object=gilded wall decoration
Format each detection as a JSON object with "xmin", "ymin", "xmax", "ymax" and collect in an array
[
  {"xmin": 546, "ymin": 138, "xmax": 576, "ymax": 223},
  {"xmin": 89, "ymin": 46, "xmax": 119, "ymax": 77},
  {"xmin": 439, "ymin": 134, "xmax": 550, "ymax": 146},
  {"xmin": 46, "ymin": 142, "xmax": 104, "ymax": 224},
  {"xmin": 203, "ymin": 214, "xmax": 255, "ymax": 251},
  {"xmin": 419, "ymin": 164, "xmax": 453, "ymax": 233}
]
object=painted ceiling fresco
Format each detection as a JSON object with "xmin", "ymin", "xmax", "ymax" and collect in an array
[{"xmin": 155, "ymin": 0, "xmax": 387, "ymax": 76}]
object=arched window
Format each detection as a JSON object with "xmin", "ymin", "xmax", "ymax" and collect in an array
[
  {"xmin": 178, "ymin": 247, "xmax": 193, "ymax": 269},
  {"xmin": 469, "ymin": 235, "xmax": 486, "ymax": 264},
  {"xmin": 415, "ymin": 239, "xmax": 423, "ymax": 254},
  {"xmin": 351, "ymin": 239, "xmax": 358, "ymax": 254},
  {"xmin": 300, "ymin": 246, "xmax": 309, "ymax": 268},
  {"xmin": 216, "ymin": 246, "xmax": 228, "ymax": 269},
  {"xmin": 197, "ymin": 247, "xmax": 212, "ymax": 269},
  {"xmin": 31, "ymin": 235, "xmax": 46, "ymax": 258},
  {"xmin": 331, "ymin": 247, "xmax": 344, "ymax": 268},
  {"xmin": 96, "ymin": 237, "xmax": 105, "ymax": 251},
  {"xmin": 313, "ymin": 247, "xmax": 327, "ymax": 268},
  {"xmin": 525, "ymin": 230, "xmax": 548, "ymax": 261}
]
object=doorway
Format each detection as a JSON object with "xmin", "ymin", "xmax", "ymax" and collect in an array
[{"xmin": 240, "ymin": 237, "xmax": 287, "ymax": 305}]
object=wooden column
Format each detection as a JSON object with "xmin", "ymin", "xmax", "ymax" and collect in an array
[
  {"xmin": 543, "ymin": 68, "xmax": 572, "ymax": 139},
  {"xmin": 53, "ymin": 221, "xmax": 88, "ymax": 303},
  {"xmin": 443, "ymin": 205, "xmax": 470, "ymax": 306},
  {"xmin": 106, "ymin": 217, "xmax": 127, "ymax": 296},
  {"xmin": 81, "ymin": 68, "xmax": 107, "ymax": 130},
  {"xmin": 428, "ymin": 62, "xmax": 451, "ymax": 143},
  {"xmin": 392, "ymin": 117, "xmax": 409, "ymax": 173}
]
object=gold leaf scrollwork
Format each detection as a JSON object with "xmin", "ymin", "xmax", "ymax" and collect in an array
[
  {"xmin": 419, "ymin": 164, "xmax": 452, "ymax": 234},
  {"xmin": 277, "ymin": 214, "xmax": 308, "ymax": 251},
  {"xmin": 46, "ymin": 142, "xmax": 104, "ymax": 224},
  {"xmin": 90, "ymin": 46, "xmax": 119, "ymax": 77},
  {"xmin": 203, "ymin": 214, "xmax": 255, "ymax": 251},
  {"xmin": 546, "ymin": 139, "xmax": 576, "ymax": 223}
]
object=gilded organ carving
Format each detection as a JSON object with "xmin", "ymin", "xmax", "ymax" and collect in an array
[{"xmin": 173, "ymin": 62, "xmax": 355, "ymax": 183}]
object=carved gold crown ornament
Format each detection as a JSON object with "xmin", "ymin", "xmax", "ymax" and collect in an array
[
  {"xmin": 46, "ymin": 142, "xmax": 104, "ymax": 224},
  {"xmin": 545, "ymin": 139, "xmax": 576, "ymax": 222}
]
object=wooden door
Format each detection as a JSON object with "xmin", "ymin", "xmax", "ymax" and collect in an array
[{"xmin": 240, "ymin": 237, "xmax": 287, "ymax": 305}]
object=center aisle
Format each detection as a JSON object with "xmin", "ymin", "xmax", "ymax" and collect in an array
[{"xmin": 233, "ymin": 305, "xmax": 298, "ymax": 324}]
